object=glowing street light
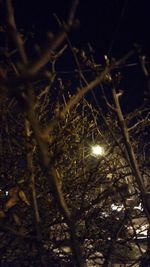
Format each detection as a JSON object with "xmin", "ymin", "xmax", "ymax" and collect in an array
[{"xmin": 91, "ymin": 145, "xmax": 104, "ymax": 156}]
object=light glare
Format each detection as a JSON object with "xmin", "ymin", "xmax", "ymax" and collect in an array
[{"xmin": 92, "ymin": 145, "xmax": 104, "ymax": 156}]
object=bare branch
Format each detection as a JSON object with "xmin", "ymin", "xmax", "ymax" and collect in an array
[
  {"xmin": 112, "ymin": 88, "xmax": 150, "ymax": 223},
  {"xmin": 5, "ymin": 0, "xmax": 28, "ymax": 65},
  {"xmin": 42, "ymin": 51, "xmax": 134, "ymax": 137},
  {"xmin": 68, "ymin": 0, "xmax": 79, "ymax": 26}
]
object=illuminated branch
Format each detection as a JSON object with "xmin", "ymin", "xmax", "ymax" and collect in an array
[
  {"xmin": 112, "ymin": 88, "xmax": 150, "ymax": 223},
  {"xmin": 42, "ymin": 51, "xmax": 134, "ymax": 138},
  {"xmin": 4, "ymin": 1, "xmax": 83, "ymax": 266}
]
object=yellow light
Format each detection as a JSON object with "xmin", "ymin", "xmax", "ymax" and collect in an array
[{"xmin": 91, "ymin": 145, "xmax": 104, "ymax": 156}]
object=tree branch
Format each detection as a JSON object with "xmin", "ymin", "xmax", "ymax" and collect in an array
[{"xmin": 112, "ymin": 88, "xmax": 150, "ymax": 223}]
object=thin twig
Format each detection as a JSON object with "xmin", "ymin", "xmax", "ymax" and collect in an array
[{"xmin": 42, "ymin": 51, "xmax": 134, "ymax": 137}]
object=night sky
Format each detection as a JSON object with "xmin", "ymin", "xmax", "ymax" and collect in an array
[
  {"xmin": 1, "ymin": 0, "xmax": 150, "ymax": 112},
  {"xmin": 11, "ymin": 0, "xmax": 150, "ymax": 56}
]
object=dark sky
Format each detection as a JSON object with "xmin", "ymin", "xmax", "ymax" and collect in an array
[{"xmin": 12, "ymin": 0, "xmax": 150, "ymax": 57}]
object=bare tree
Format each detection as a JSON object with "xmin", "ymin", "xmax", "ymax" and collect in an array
[{"xmin": 0, "ymin": 1, "xmax": 150, "ymax": 266}]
